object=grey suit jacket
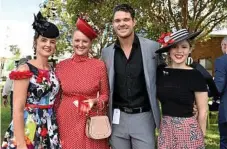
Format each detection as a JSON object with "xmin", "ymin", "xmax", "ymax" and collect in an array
[{"xmin": 101, "ymin": 36, "xmax": 161, "ymax": 128}]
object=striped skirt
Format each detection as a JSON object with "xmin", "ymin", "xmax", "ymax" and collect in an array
[{"xmin": 158, "ymin": 116, "xmax": 205, "ymax": 149}]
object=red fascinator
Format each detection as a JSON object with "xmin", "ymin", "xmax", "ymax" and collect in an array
[{"xmin": 76, "ymin": 17, "xmax": 98, "ymax": 40}]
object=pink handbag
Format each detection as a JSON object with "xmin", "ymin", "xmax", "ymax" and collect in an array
[
  {"xmin": 85, "ymin": 99, "xmax": 111, "ymax": 139},
  {"xmin": 85, "ymin": 115, "xmax": 111, "ymax": 139}
]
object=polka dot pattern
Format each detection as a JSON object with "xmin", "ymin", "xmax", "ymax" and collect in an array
[
  {"xmin": 158, "ymin": 116, "xmax": 205, "ymax": 149},
  {"xmin": 55, "ymin": 55, "xmax": 109, "ymax": 149}
]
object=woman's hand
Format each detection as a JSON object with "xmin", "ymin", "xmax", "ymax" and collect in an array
[
  {"xmin": 193, "ymin": 102, "xmax": 198, "ymax": 118},
  {"xmin": 3, "ymin": 96, "xmax": 8, "ymax": 107},
  {"xmin": 195, "ymin": 92, "xmax": 208, "ymax": 136},
  {"xmin": 17, "ymin": 143, "xmax": 28, "ymax": 149},
  {"xmin": 80, "ymin": 99, "xmax": 98, "ymax": 113}
]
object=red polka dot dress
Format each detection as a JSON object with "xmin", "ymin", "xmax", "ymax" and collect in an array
[{"xmin": 55, "ymin": 54, "xmax": 109, "ymax": 149}]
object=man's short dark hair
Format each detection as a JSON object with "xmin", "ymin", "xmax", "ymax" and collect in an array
[{"xmin": 113, "ymin": 4, "xmax": 135, "ymax": 19}]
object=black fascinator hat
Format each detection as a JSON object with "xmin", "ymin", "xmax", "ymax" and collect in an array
[{"xmin": 32, "ymin": 12, "xmax": 59, "ymax": 38}]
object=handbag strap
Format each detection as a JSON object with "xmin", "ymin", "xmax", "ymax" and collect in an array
[{"xmin": 86, "ymin": 99, "xmax": 106, "ymax": 118}]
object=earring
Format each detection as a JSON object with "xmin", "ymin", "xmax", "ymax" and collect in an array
[
  {"xmin": 186, "ymin": 53, "xmax": 193, "ymax": 65},
  {"xmin": 51, "ymin": 55, "xmax": 54, "ymax": 60},
  {"xmin": 33, "ymin": 49, "xmax": 36, "ymax": 59}
]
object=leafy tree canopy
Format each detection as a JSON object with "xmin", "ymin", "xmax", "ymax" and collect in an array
[{"xmin": 43, "ymin": 0, "xmax": 227, "ymax": 57}]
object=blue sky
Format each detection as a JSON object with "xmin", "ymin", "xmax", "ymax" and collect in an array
[{"xmin": 0, "ymin": 0, "xmax": 43, "ymax": 57}]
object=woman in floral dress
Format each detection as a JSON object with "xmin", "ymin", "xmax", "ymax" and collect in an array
[
  {"xmin": 2, "ymin": 12, "xmax": 61, "ymax": 149},
  {"xmin": 55, "ymin": 17, "xmax": 109, "ymax": 149}
]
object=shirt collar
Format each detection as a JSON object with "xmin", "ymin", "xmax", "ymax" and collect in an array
[
  {"xmin": 71, "ymin": 54, "xmax": 89, "ymax": 62},
  {"xmin": 114, "ymin": 34, "xmax": 139, "ymax": 49}
]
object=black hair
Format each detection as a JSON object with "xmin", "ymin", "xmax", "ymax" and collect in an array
[{"xmin": 113, "ymin": 4, "xmax": 135, "ymax": 19}]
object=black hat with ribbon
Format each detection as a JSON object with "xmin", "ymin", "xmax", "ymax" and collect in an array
[
  {"xmin": 155, "ymin": 29, "xmax": 201, "ymax": 54},
  {"xmin": 32, "ymin": 12, "xmax": 59, "ymax": 38}
]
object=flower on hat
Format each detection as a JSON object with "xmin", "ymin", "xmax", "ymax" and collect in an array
[
  {"xmin": 79, "ymin": 13, "xmax": 100, "ymax": 34},
  {"xmin": 157, "ymin": 32, "xmax": 175, "ymax": 47},
  {"xmin": 32, "ymin": 12, "xmax": 50, "ymax": 35}
]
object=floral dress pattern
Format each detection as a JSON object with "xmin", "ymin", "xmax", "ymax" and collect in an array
[
  {"xmin": 158, "ymin": 116, "xmax": 205, "ymax": 149},
  {"xmin": 2, "ymin": 63, "xmax": 61, "ymax": 149}
]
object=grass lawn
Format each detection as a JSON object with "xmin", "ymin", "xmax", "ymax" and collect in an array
[
  {"xmin": 0, "ymin": 104, "xmax": 220, "ymax": 148},
  {"xmin": 205, "ymin": 112, "xmax": 220, "ymax": 149},
  {"xmin": 205, "ymin": 124, "xmax": 219, "ymax": 149},
  {"xmin": 0, "ymin": 104, "xmax": 11, "ymax": 143}
]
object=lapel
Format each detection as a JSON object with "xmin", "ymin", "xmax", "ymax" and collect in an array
[
  {"xmin": 139, "ymin": 37, "xmax": 152, "ymax": 91},
  {"xmin": 108, "ymin": 45, "xmax": 115, "ymax": 94}
]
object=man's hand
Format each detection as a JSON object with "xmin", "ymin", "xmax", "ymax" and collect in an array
[{"xmin": 2, "ymin": 95, "xmax": 8, "ymax": 107}]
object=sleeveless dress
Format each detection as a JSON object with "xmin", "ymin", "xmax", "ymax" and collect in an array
[
  {"xmin": 55, "ymin": 55, "xmax": 109, "ymax": 149},
  {"xmin": 2, "ymin": 63, "xmax": 61, "ymax": 149}
]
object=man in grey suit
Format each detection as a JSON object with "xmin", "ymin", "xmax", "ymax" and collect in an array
[{"xmin": 101, "ymin": 4, "xmax": 160, "ymax": 149}]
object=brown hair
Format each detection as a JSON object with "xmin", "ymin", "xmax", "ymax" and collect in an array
[{"xmin": 33, "ymin": 32, "xmax": 39, "ymax": 59}]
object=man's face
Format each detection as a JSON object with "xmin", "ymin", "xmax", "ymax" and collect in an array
[
  {"xmin": 221, "ymin": 40, "xmax": 227, "ymax": 54},
  {"xmin": 112, "ymin": 11, "xmax": 136, "ymax": 38}
]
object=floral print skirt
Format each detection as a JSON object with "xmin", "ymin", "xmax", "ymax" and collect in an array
[
  {"xmin": 158, "ymin": 116, "xmax": 205, "ymax": 149},
  {"xmin": 2, "ymin": 107, "xmax": 61, "ymax": 149}
]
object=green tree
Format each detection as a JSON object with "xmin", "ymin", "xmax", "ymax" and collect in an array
[
  {"xmin": 6, "ymin": 60, "xmax": 14, "ymax": 71},
  {"xmin": 43, "ymin": 0, "xmax": 227, "ymax": 57},
  {"xmin": 40, "ymin": 0, "xmax": 75, "ymax": 56},
  {"xmin": 9, "ymin": 45, "xmax": 21, "ymax": 58}
]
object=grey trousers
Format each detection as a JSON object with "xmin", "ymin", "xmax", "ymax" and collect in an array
[{"xmin": 110, "ymin": 111, "xmax": 156, "ymax": 149}]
